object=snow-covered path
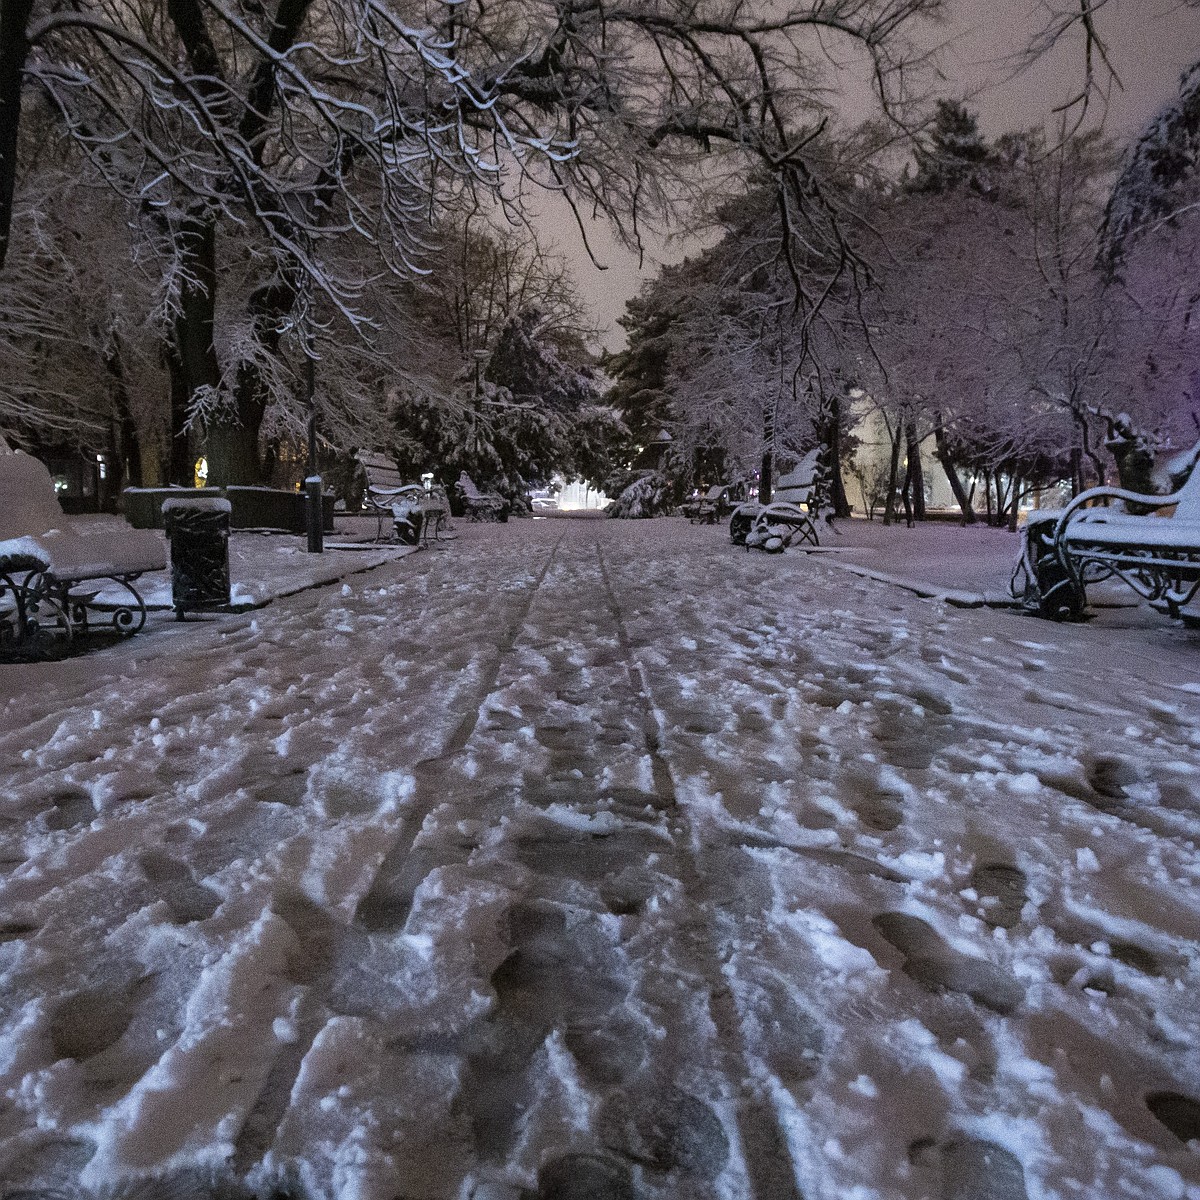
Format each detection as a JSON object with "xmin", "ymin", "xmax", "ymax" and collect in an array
[{"xmin": 1, "ymin": 519, "xmax": 1198, "ymax": 1200}]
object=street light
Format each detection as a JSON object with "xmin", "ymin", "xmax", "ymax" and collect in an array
[{"xmin": 303, "ymin": 351, "xmax": 323, "ymax": 554}]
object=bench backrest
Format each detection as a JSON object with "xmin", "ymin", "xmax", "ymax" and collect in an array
[
  {"xmin": 458, "ymin": 472, "xmax": 487, "ymax": 500},
  {"xmin": 702, "ymin": 484, "xmax": 726, "ymax": 502},
  {"xmin": 359, "ymin": 452, "xmax": 404, "ymax": 491},
  {"xmin": 1173, "ymin": 461, "xmax": 1200, "ymax": 520},
  {"xmin": 770, "ymin": 449, "xmax": 819, "ymax": 505},
  {"xmin": 0, "ymin": 452, "xmax": 71, "ymax": 540}
]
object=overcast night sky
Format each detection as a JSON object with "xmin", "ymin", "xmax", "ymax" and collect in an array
[{"xmin": 560, "ymin": 0, "xmax": 1200, "ymax": 350}]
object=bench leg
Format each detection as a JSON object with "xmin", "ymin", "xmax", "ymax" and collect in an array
[
  {"xmin": 0, "ymin": 570, "xmax": 74, "ymax": 658},
  {"xmin": 1032, "ymin": 531, "xmax": 1085, "ymax": 620}
]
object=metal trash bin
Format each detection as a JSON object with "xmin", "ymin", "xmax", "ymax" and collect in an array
[{"xmin": 163, "ymin": 497, "xmax": 232, "ymax": 619}]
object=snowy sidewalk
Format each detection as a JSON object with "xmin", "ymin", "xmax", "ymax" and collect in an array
[
  {"xmin": 0, "ymin": 519, "xmax": 1198, "ymax": 1200},
  {"xmin": 74, "ymin": 513, "xmax": 418, "ymax": 612}
]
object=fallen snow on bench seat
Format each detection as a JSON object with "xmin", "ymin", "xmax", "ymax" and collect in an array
[
  {"xmin": 0, "ymin": 536, "xmax": 50, "ymax": 567},
  {"xmin": 34, "ymin": 528, "xmax": 166, "ymax": 581},
  {"xmin": 1065, "ymin": 513, "xmax": 1200, "ymax": 547}
]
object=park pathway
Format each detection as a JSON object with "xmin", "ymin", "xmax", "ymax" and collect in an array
[{"xmin": 0, "ymin": 518, "xmax": 1198, "ymax": 1200}]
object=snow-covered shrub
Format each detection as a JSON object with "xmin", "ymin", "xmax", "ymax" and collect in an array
[{"xmin": 606, "ymin": 471, "xmax": 674, "ymax": 519}]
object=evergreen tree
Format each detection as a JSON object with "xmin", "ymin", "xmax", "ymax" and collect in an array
[{"xmin": 909, "ymin": 101, "xmax": 996, "ymax": 195}]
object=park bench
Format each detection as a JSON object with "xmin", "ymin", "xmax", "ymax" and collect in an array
[
  {"xmin": 729, "ymin": 450, "xmax": 820, "ymax": 551},
  {"xmin": 1017, "ymin": 457, "xmax": 1200, "ymax": 620},
  {"xmin": 456, "ymin": 472, "xmax": 507, "ymax": 521},
  {"xmin": 359, "ymin": 452, "xmax": 449, "ymax": 545},
  {"xmin": 0, "ymin": 450, "xmax": 165, "ymax": 652},
  {"xmin": 683, "ymin": 484, "xmax": 733, "ymax": 524}
]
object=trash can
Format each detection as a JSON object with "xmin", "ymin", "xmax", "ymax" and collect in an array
[{"xmin": 163, "ymin": 497, "xmax": 232, "ymax": 619}]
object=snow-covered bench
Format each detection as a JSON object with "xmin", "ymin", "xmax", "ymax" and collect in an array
[
  {"xmin": 729, "ymin": 450, "xmax": 820, "ymax": 552},
  {"xmin": 1017, "ymin": 460, "xmax": 1200, "ymax": 620},
  {"xmin": 683, "ymin": 483, "xmax": 732, "ymax": 524},
  {"xmin": 456, "ymin": 472, "xmax": 506, "ymax": 521},
  {"xmin": 359, "ymin": 453, "xmax": 449, "ymax": 545},
  {"xmin": 0, "ymin": 451, "xmax": 165, "ymax": 652}
]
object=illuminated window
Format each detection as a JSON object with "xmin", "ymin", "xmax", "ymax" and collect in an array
[{"xmin": 194, "ymin": 457, "xmax": 209, "ymax": 487}]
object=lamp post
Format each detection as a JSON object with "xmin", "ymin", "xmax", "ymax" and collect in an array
[{"xmin": 303, "ymin": 351, "xmax": 323, "ymax": 554}]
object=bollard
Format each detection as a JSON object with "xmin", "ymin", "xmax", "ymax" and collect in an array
[{"xmin": 305, "ymin": 476, "xmax": 324, "ymax": 554}]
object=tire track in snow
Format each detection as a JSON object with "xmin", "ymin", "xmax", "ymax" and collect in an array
[
  {"xmin": 354, "ymin": 526, "xmax": 568, "ymax": 927},
  {"xmin": 594, "ymin": 538, "xmax": 806, "ymax": 1200},
  {"xmin": 232, "ymin": 529, "xmax": 568, "ymax": 1178}
]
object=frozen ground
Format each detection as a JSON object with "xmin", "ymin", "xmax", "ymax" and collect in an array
[{"xmin": 1, "ymin": 518, "xmax": 1198, "ymax": 1200}]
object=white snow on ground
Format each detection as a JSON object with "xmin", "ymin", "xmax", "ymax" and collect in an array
[{"xmin": 0, "ymin": 517, "xmax": 1198, "ymax": 1200}]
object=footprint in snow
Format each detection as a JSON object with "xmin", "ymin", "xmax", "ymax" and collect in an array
[
  {"xmin": 461, "ymin": 904, "xmax": 643, "ymax": 1157},
  {"xmin": 39, "ymin": 788, "xmax": 95, "ymax": 832},
  {"xmin": 513, "ymin": 827, "xmax": 667, "ymax": 885},
  {"xmin": 872, "ymin": 913, "xmax": 1023, "ymax": 1015},
  {"xmin": 48, "ymin": 987, "xmax": 136, "ymax": 1063},
  {"xmin": 1110, "ymin": 940, "xmax": 1167, "ymax": 977},
  {"xmin": 138, "ymin": 851, "xmax": 221, "ymax": 924},
  {"xmin": 562, "ymin": 1015, "xmax": 650, "ymax": 1086},
  {"xmin": 1145, "ymin": 1091, "xmax": 1200, "ymax": 1144},
  {"xmin": 1157, "ymin": 778, "xmax": 1200, "ymax": 814},
  {"xmin": 918, "ymin": 1137, "xmax": 1028, "ymax": 1200},
  {"xmin": 870, "ymin": 703, "xmax": 959, "ymax": 772},
  {"xmin": 526, "ymin": 1153, "xmax": 635, "ymax": 1200},
  {"xmin": 846, "ymin": 772, "xmax": 904, "ymax": 832},
  {"xmin": 1085, "ymin": 756, "xmax": 1140, "ymax": 802},
  {"xmin": 533, "ymin": 722, "xmax": 592, "ymax": 753},
  {"xmin": 0, "ymin": 1136, "xmax": 95, "ymax": 1199},
  {"xmin": 247, "ymin": 768, "xmax": 309, "ymax": 807},
  {"xmin": 969, "ymin": 863, "xmax": 1028, "ymax": 929},
  {"xmin": 746, "ymin": 982, "xmax": 826, "ymax": 1089},
  {"xmin": 354, "ymin": 845, "xmax": 466, "ymax": 933},
  {"xmin": 598, "ymin": 1085, "xmax": 729, "ymax": 1178}
]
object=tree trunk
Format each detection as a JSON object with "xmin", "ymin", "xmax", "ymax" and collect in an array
[
  {"xmin": 759, "ymin": 391, "xmax": 776, "ymax": 504},
  {"xmin": 163, "ymin": 347, "xmax": 192, "ymax": 485},
  {"xmin": 905, "ymin": 421, "xmax": 925, "ymax": 519},
  {"xmin": 1007, "ymin": 474, "xmax": 1022, "ymax": 531},
  {"xmin": 994, "ymin": 473, "xmax": 1011, "ymax": 526},
  {"xmin": 261, "ymin": 437, "xmax": 282, "ymax": 486},
  {"xmin": 882, "ymin": 420, "xmax": 904, "ymax": 526},
  {"xmin": 983, "ymin": 470, "xmax": 994, "ymax": 524},
  {"xmin": 0, "ymin": 0, "xmax": 33, "ymax": 272},
  {"xmin": 1077, "ymin": 411, "xmax": 1106, "ymax": 487},
  {"xmin": 825, "ymin": 390, "xmax": 851, "ymax": 518},
  {"xmin": 102, "ymin": 337, "xmax": 143, "ymax": 490},
  {"xmin": 170, "ymin": 212, "xmax": 221, "ymax": 484},
  {"xmin": 208, "ymin": 269, "xmax": 299, "ymax": 487},
  {"xmin": 933, "ymin": 416, "xmax": 975, "ymax": 523},
  {"xmin": 901, "ymin": 449, "xmax": 914, "ymax": 528}
]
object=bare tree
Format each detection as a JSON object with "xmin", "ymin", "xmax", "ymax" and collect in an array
[{"xmin": 4, "ymin": 0, "xmax": 946, "ymax": 482}]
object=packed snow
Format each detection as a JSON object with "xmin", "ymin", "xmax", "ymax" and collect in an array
[{"xmin": 0, "ymin": 518, "xmax": 1198, "ymax": 1200}]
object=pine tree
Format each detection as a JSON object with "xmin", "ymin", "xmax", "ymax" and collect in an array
[{"xmin": 909, "ymin": 101, "xmax": 996, "ymax": 196}]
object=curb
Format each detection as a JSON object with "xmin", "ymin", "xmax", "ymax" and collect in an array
[
  {"xmin": 90, "ymin": 544, "xmax": 420, "ymax": 617},
  {"xmin": 812, "ymin": 555, "xmax": 1023, "ymax": 609}
]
